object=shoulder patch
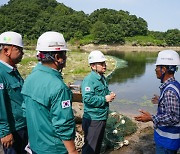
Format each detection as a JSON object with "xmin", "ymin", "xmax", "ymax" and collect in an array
[
  {"xmin": 62, "ymin": 100, "xmax": 71, "ymax": 109},
  {"xmin": 85, "ymin": 87, "xmax": 90, "ymax": 92},
  {"xmin": 0, "ymin": 83, "xmax": 4, "ymax": 89}
]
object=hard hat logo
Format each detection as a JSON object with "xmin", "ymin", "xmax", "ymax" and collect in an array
[
  {"xmin": 3, "ymin": 36, "xmax": 11, "ymax": 42},
  {"xmin": 161, "ymin": 58, "xmax": 173, "ymax": 60},
  {"xmin": 48, "ymin": 42, "xmax": 65, "ymax": 47}
]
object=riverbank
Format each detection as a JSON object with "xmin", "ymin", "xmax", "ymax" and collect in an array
[
  {"xmin": 104, "ymin": 113, "xmax": 155, "ymax": 154},
  {"xmin": 10, "ymin": 47, "xmax": 180, "ymax": 154},
  {"xmin": 69, "ymin": 44, "xmax": 180, "ymax": 53}
]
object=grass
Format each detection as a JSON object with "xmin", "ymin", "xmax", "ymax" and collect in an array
[
  {"xmin": 69, "ymin": 34, "xmax": 167, "ymax": 47},
  {"xmin": 69, "ymin": 34, "xmax": 94, "ymax": 46},
  {"xmin": 18, "ymin": 49, "xmax": 116, "ymax": 83},
  {"xmin": 17, "ymin": 49, "xmax": 37, "ymax": 78},
  {"xmin": 125, "ymin": 35, "xmax": 166, "ymax": 46}
]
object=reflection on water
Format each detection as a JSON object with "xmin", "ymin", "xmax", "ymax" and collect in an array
[{"xmin": 107, "ymin": 51, "xmax": 180, "ymax": 115}]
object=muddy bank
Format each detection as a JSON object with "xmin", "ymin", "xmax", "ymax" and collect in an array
[
  {"xmin": 105, "ymin": 126, "xmax": 155, "ymax": 154},
  {"xmin": 73, "ymin": 102, "xmax": 155, "ymax": 154},
  {"xmin": 104, "ymin": 113, "xmax": 155, "ymax": 154},
  {"xmin": 69, "ymin": 44, "xmax": 180, "ymax": 53}
]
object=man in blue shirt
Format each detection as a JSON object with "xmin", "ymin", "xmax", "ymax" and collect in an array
[{"xmin": 135, "ymin": 50, "xmax": 180, "ymax": 154}]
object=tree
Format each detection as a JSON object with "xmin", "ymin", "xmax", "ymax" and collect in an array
[
  {"xmin": 91, "ymin": 21, "xmax": 125, "ymax": 44},
  {"xmin": 165, "ymin": 29, "xmax": 180, "ymax": 46},
  {"xmin": 0, "ymin": 0, "xmax": 151, "ymax": 45}
]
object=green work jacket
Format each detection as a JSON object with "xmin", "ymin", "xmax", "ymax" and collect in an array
[
  {"xmin": 81, "ymin": 71, "xmax": 110, "ymax": 120},
  {"xmin": 21, "ymin": 63, "xmax": 75, "ymax": 154},
  {"xmin": 0, "ymin": 61, "xmax": 26, "ymax": 138}
]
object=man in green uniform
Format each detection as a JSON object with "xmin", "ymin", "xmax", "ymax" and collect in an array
[
  {"xmin": 21, "ymin": 31, "xmax": 78, "ymax": 154},
  {"xmin": 81, "ymin": 50, "xmax": 116, "ymax": 154},
  {"xmin": 0, "ymin": 31, "xmax": 28, "ymax": 154}
]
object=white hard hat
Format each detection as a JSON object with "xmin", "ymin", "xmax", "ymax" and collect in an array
[
  {"xmin": 0, "ymin": 31, "xmax": 23, "ymax": 47},
  {"xmin": 155, "ymin": 50, "xmax": 180, "ymax": 66},
  {"xmin": 88, "ymin": 50, "xmax": 106, "ymax": 64},
  {"xmin": 36, "ymin": 31, "xmax": 68, "ymax": 52}
]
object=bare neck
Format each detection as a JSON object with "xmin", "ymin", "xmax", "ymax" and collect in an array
[
  {"xmin": 163, "ymin": 73, "xmax": 174, "ymax": 83},
  {"xmin": 42, "ymin": 62, "xmax": 58, "ymax": 70},
  {"xmin": 0, "ymin": 54, "xmax": 12, "ymax": 66}
]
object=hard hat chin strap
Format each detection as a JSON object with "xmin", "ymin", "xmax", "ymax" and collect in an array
[
  {"xmin": 47, "ymin": 54, "xmax": 65, "ymax": 73},
  {"xmin": 160, "ymin": 65, "xmax": 177, "ymax": 83},
  {"xmin": 160, "ymin": 67, "xmax": 165, "ymax": 83},
  {"xmin": 48, "ymin": 54, "xmax": 65, "ymax": 64},
  {"xmin": 38, "ymin": 52, "xmax": 65, "ymax": 72},
  {"xmin": 160, "ymin": 66, "xmax": 165, "ymax": 83},
  {"xmin": 51, "ymin": 54, "xmax": 67, "ymax": 73},
  {"xmin": 38, "ymin": 52, "xmax": 65, "ymax": 65}
]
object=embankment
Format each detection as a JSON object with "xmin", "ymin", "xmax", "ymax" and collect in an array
[{"xmin": 69, "ymin": 44, "xmax": 180, "ymax": 53}]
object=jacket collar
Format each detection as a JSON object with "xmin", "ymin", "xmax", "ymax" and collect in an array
[
  {"xmin": 159, "ymin": 77, "xmax": 175, "ymax": 90},
  {"xmin": 33, "ymin": 63, "xmax": 63, "ymax": 79},
  {"xmin": 0, "ymin": 60, "xmax": 14, "ymax": 73},
  {"xmin": 91, "ymin": 70, "xmax": 104, "ymax": 80}
]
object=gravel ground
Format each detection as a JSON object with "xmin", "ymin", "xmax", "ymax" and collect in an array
[{"xmin": 0, "ymin": 143, "xmax": 3, "ymax": 154}]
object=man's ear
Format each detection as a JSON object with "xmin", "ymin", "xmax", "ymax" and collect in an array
[
  {"xmin": 162, "ymin": 66, "xmax": 167, "ymax": 73},
  {"xmin": 54, "ymin": 53, "xmax": 60, "ymax": 61},
  {"xmin": 90, "ymin": 63, "xmax": 96, "ymax": 70},
  {"xmin": 54, "ymin": 53, "xmax": 64, "ymax": 64},
  {"xmin": 3, "ymin": 46, "xmax": 11, "ymax": 57}
]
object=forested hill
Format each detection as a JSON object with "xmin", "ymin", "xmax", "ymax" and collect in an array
[{"xmin": 0, "ymin": 0, "xmax": 179, "ymax": 46}]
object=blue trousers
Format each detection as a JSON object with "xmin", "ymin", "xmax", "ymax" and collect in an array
[
  {"xmin": 3, "ymin": 127, "xmax": 28, "ymax": 154},
  {"xmin": 156, "ymin": 144, "xmax": 178, "ymax": 154},
  {"xmin": 82, "ymin": 118, "xmax": 106, "ymax": 154}
]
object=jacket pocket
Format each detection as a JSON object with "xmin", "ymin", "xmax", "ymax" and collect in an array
[
  {"xmin": 96, "ymin": 86, "xmax": 106, "ymax": 96},
  {"xmin": 8, "ymin": 82, "xmax": 23, "ymax": 105}
]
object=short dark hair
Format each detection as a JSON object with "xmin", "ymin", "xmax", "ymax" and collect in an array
[{"xmin": 161, "ymin": 65, "xmax": 177, "ymax": 74}]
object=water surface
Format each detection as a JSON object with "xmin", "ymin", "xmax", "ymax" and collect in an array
[{"xmin": 107, "ymin": 51, "xmax": 180, "ymax": 115}]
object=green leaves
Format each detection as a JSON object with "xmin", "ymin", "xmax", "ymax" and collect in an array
[
  {"xmin": 165, "ymin": 29, "xmax": 180, "ymax": 46},
  {"xmin": 1, "ymin": 0, "xmax": 176, "ymax": 46}
]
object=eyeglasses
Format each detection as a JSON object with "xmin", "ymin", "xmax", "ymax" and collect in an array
[{"xmin": 96, "ymin": 62, "xmax": 106, "ymax": 67}]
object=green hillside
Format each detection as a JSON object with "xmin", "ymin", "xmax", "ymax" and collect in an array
[{"xmin": 0, "ymin": 0, "xmax": 179, "ymax": 46}]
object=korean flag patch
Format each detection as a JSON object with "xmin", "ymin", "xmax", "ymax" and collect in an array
[
  {"xmin": 85, "ymin": 87, "xmax": 90, "ymax": 92},
  {"xmin": 0, "ymin": 83, "xmax": 4, "ymax": 90},
  {"xmin": 62, "ymin": 100, "xmax": 71, "ymax": 109}
]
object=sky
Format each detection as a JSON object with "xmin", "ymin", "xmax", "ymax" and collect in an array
[{"xmin": 0, "ymin": 0, "xmax": 180, "ymax": 32}]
